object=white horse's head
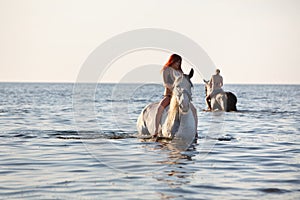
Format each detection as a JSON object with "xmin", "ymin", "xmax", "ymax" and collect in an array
[
  {"xmin": 164, "ymin": 68, "xmax": 195, "ymax": 138},
  {"xmin": 172, "ymin": 68, "xmax": 194, "ymax": 113}
]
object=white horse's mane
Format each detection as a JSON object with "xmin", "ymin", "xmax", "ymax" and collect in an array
[
  {"xmin": 165, "ymin": 75, "xmax": 192, "ymax": 135},
  {"xmin": 165, "ymin": 89, "xmax": 179, "ymax": 133}
]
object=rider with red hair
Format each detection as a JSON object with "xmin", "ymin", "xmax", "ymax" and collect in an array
[
  {"xmin": 154, "ymin": 54, "xmax": 183, "ymax": 137},
  {"xmin": 154, "ymin": 54, "xmax": 197, "ymax": 137}
]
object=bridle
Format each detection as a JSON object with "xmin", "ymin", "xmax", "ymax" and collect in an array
[
  {"xmin": 182, "ymin": 89, "xmax": 192, "ymax": 101},
  {"xmin": 175, "ymin": 85, "xmax": 193, "ymax": 113}
]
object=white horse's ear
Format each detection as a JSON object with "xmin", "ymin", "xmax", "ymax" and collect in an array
[{"xmin": 188, "ymin": 68, "xmax": 194, "ymax": 79}]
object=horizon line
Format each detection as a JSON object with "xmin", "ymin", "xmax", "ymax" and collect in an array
[{"xmin": 0, "ymin": 81, "xmax": 299, "ymax": 85}]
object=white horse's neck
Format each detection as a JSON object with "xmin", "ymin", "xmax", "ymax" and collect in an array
[
  {"xmin": 162, "ymin": 103, "xmax": 196, "ymax": 138},
  {"xmin": 177, "ymin": 108, "xmax": 196, "ymax": 135},
  {"xmin": 161, "ymin": 74, "xmax": 196, "ymax": 139},
  {"xmin": 162, "ymin": 97, "xmax": 179, "ymax": 137}
]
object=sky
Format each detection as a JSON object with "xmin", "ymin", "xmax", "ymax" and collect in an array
[{"xmin": 0, "ymin": 0, "xmax": 299, "ymax": 84}]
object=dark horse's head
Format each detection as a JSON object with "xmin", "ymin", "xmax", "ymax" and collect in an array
[{"xmin": 203, "ymin": 79, "xmax": 210, "ymax": 98}]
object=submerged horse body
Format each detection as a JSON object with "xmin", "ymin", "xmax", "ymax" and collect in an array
[{"xmin": 137, "ymin": 69, "xmax": 197, "ymax": 145}]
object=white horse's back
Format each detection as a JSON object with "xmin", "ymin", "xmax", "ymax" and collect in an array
[
  {"xmin": 136, "ymin": 102, "xmax": 169, "ymax": 136},
  {"xmin": 211, "ymin": 93, "xmax": 227, "ymax": 111}
]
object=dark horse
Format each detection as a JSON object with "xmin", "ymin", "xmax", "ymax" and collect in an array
[{"xmin": 204, "ymin": 81, "xmax": 237, "ymax": 112}]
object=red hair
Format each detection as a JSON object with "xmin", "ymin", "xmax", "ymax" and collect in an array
[{"xmin": 161, "ymin": 54, "xmax": 183, "ymax": 73}]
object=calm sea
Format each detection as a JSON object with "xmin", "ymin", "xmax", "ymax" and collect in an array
[{"xmin": 0, "ymin": 82, "xmax": 299, "ymax": 199}]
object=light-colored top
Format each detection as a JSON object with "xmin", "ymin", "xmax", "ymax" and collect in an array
[
  {"xmin": 163, "ymin": 67, "xmax": 182, "ymax": 96},
  {"xmin": 210, "ymin": 74, "xmax": 223, "ymax": 91}
]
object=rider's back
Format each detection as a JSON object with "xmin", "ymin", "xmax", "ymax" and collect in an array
[{"xmin": 211, "ymin": 74, "xmax": 223, "ymax": 91}]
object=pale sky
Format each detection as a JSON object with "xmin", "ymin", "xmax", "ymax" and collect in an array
[{"xmin": 0, "ymin": 0, "xmax": 299, "ymax": 84}]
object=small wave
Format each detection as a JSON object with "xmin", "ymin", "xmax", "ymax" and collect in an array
[
  {"xmin": 0, "ymin": 109, "xmax": 8, "ymax": 113},
  {"xmin": 217, "ymin": 135, "xmax": 235, "ymax": 141},
  {"xmin": 237, "ymin": 109, "xmax": 297, "ymax": 115},
  {"xmin": 192, "ymin": 184, "xmax": 236, "ymax": 191},
  {"xmin": 13, "ymin": 133, "xmax": 37, "ymax": 139},
  {"xmin": 1, "ymin": 130, "xmax": 40, "ymax": 139},
  {"xmin": 3, "ymin": 129, "xmax": 235, "ymax": 142},
  {"xmin": 56, "ymin": 135, "xmax": 136, "ymax": 140},
  {"xmin": 54, "ymin": 130, "xmax": 137, "ymax": 140},
  {"xmin": 257, "ymin": 188, "xmax": 291, "ymax": 194},
  {"xmin": 1, "ymin": 130, "xmax": 137, "ymax": 140},
  {"xmin": 198, "ymin": 134, "xmax": 235, "ymax": 141}
]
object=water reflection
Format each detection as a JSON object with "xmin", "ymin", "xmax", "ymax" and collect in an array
[{"xmin": 151, "ymin": 141, "xmax": 197, "ymax": 198}]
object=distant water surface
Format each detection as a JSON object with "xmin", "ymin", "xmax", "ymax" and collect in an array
[{"xmin": 0, "ymin": 83, "xmax": 299, "ymax": 199}]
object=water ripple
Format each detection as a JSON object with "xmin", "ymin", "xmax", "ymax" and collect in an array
[{"xmin": 0, "ymin": 83, "xmax": 299, "ymax": 199}]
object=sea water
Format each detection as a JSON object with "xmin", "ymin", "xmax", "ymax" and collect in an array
[{"xmin": 0, "ymin": 83, "xmax": 299, "ymax": 199}]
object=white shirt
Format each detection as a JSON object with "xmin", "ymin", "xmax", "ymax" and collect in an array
[{"xmin": 163, "ymin": 67, "xmax": 182, "ymax": 95}]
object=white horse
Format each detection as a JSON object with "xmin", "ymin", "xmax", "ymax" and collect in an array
[
  {"xmin": 137, "ymin": 69, "xmax": 197, "ymax": 147},
  {"xmin": 204, "ymin": 80, "xmax": 237, "ymax": 112}
]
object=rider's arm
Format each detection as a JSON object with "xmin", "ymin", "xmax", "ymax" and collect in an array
[
  {"xmin": 209, "ymin": 77, "xmax": 213, "ymax": 88},
  {"xmin": 163, "ymin": 68, "xmax": 174, "ymax": 90},
  {"xmin": 220, "ymin": 76, "xmax": 223, "ymax": 87}
]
